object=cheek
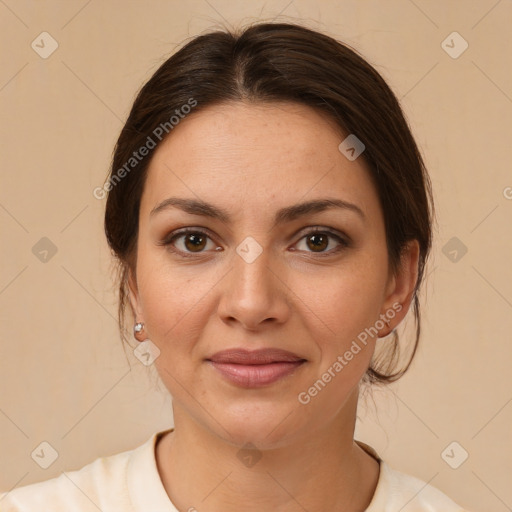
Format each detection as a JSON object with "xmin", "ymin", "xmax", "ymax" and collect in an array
[
  {"xmin": 292, "ymin": 255, "xmax": 386, "ymax": 347},
  {"xmin": 134, "ymin": 247, "xmax": 219, "ymax": 359},
  {"xmin": 291, "ymin": 268, "xmax": 382, "ymax": 414}
]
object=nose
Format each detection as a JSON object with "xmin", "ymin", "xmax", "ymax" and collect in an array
[{"xmin": 217, "ymin": 245, "xmax": 290, "ymax": 332}]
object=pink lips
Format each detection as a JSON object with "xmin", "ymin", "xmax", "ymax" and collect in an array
[{"xmin": 207, "ymin": 348, "xmax": 306, "ymax": 388}]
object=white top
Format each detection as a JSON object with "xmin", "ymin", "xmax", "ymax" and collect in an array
[{"xmin": 0, "ymin": 429, "xmax": 468, "ymax": 511}]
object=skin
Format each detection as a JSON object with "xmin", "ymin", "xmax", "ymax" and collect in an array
[{"xmin": 128, "ymin": 101, "xmax": 420, "ymax": 511}]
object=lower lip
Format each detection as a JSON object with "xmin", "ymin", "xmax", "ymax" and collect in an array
[{"xmin": 208, "ymin": 361, "xmax": 305, "ymax": 388}]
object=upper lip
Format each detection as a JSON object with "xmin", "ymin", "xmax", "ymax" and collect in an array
[{"xmin": 207, "ymin": 348, "xmax": 306, "ymax": 365}]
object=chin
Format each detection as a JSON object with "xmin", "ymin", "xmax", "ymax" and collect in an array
[{"xmin": 209, "ymin": 402, "xmax": 309, "ymax": 450}]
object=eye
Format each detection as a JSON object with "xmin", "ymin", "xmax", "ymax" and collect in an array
[
  {"xmin": 160, "ymin": 228, "xmax": 220, "ymax": 258},
  {"xmin": 293, "ymin": 227, "xmax": 349, "ymax": 256}
]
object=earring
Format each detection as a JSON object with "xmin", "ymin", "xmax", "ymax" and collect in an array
[{"xmin": 134, "ymin": 322, "xmax": 145, "ymax": 342}]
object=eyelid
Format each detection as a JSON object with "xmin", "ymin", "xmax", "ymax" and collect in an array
[{"xmin": 294, "ymin": 225, "xmax": 349, "ymax": 244}]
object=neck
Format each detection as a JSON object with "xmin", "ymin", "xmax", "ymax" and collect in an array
[{"xmin": 156, "ymin": 392, "xmax": 380, "ymax": 512}]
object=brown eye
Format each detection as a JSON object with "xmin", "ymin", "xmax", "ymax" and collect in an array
[
  {"xmin": 294, "ymin": 228, "xmax": 349, "ymax": 256},
  {"xmin": 161, "ymin": 228, "xmax": 219, "ymax": 257},
  {"xmin": 183, "ymin": 232, "xmax": 207, "ymax": 252},
  {"xmin": 306, "ymin": 233, "xmax": 329, "ymax": 252}
]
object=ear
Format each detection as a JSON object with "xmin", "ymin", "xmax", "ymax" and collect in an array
[
  {"xmin": 378, "ymin": 240, "xmax": 420, "ymax": 337},
  {"xmin": 127, "ymin": 266, "xmax": 143, "ymax": 321}
]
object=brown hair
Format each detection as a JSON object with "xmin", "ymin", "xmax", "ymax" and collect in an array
[{"xmin": 104, "ymin": 21, "xmax": 434, "ymax": 385}]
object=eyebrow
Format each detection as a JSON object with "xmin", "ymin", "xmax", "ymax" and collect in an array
[{"xmin": 150, "ymin": 197, "xmax": 366, "ymax": 225}]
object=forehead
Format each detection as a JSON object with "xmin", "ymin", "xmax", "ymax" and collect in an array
[
  {"xmin": 150, "ymin": 101, "xmax": 345, "ymax": 172},
  {"xmin": 140, "ymin": 101, "xmax": 381, "ymax": 225}
]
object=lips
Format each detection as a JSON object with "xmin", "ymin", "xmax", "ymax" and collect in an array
[
  {"xmin": 206, "ymin": 348, "xmax": 306, "ymax": 388},
  {"xmin": 208, "ymin": 348, "xmax": 305, "ymax": 364}
]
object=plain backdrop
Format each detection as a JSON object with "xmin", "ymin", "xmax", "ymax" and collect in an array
[{"xmin": 1, "ymin": 1, "xmax": 511, "ymax": 511}]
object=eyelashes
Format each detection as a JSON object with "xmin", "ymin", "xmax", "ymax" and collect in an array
[{"xmin": 159, "ymin": 226, "xmax": 350, "ymax": 259}]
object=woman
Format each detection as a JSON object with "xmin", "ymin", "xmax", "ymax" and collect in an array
[{"xmin": 0, "ymin": 21, "xmax": 468, "ymax": 511}]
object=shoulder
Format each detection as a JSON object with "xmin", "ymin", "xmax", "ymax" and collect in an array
[
  {"xmin": 355, "ymin": 440, "xmax": 469, "ymax": 512},
  {"xmin": 0, "ymin": 450, "xmax": 133, "ymax": 512},
  {"xmin": 0, "ymin": 433, "xmax": 161, "ymax": 512},
  {"xmin": 370, "ymin": 460, "xmax": 469, "ymax": 511}
]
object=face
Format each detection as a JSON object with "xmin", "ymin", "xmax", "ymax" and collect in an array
[{"xmin": 129, "ymin": 101, "xmax": 417, "ymax": 448}]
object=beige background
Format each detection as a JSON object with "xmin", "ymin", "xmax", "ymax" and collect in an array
[{"xmin": 1, "ymin": 1, "xmax": 511, "ymax": 510}]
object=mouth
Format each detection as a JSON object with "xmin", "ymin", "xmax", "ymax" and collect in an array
[{"xmin": 206, "ymin": 348, "xmax": 307, "ymax": 388}]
